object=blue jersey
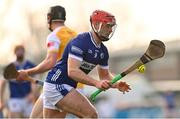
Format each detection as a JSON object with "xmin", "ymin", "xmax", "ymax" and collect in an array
[
  {"xmin": 9, "ymin": 60, "xmax": 35, "ymax": 98},
  {"xmin": 46, "ymin": 32, "xmax": 109, "ymax": 88}
]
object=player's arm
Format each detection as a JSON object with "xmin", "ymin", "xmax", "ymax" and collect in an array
[
  {"xmin": 17, "ymin": 51, "xmax": 58, "ymax": 81},
  {"xmin": 97, "ymin": 66, "xmax": 131, "ymax": 93},
  {"xmin": 97, "ymin": 66, "xmax": 117, "ymax": 88},
  {"xmin": 97, "ymin": 66, "xmax": 114, "ymax": 81},
  {"xmin": 26, "ymin": 51, "xmax": 58, "ymax": 75},
  {"xmin": 26, "ymin": 34, "xmax": 60, "ymax": 75},
  {"xmin": 67, "ymin": 57, "xmax": 111, "ymax": 90},
  {"xmin": 17, "ymin": 33, "xmax": 60, "ymax": 80}
]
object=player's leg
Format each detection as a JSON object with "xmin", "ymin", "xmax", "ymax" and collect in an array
[
  {"xmin": 30, "ymin": 95, "xmax": 43, "ymax": 118},
  {"xmin": 65, "ymin": 87, "xmax": 85, "ymax": 118},
  {"xmin": 43, "ymin": 89, "xmax": 98, "ymax": 118},
  {"xmin": 8, "ymin": 111, "xmax": 22, "ymax": 118},
  {"xmin": 0, "ymin": 111, "xmax": 3, "ymax": 118},
  {"xmin": 43, "ymin": 108, "xmax": 67, "ymax": 118},
  {"xmin": 30, "ymin": 95, "xmax": 67, "ymax": 118},
  {"xmin": 8, "ymin": 98, "xmax": 23, "ymax": 118},
  {"xmin": 43, "ymin": 83, "xmax": 98, "ymax": 118},
  {"xmin": 23, "ymin": 97, "xmax": 33, "ymax": 118},
  {"xmin": 56, "ymin": 89, "xmax": 98, "ymax": 118}
]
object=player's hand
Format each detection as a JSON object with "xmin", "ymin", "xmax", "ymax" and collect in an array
[
  {"xmin": 116, "ymin": 81, "xmax": 131, "ymax": 94},
  {"xmin": 96, "ymin": 80, "xmax": 111, "ymax": 90},
  {"xmin": 16, "ymin": 70, "xmax": 29, "ymax": 81}
]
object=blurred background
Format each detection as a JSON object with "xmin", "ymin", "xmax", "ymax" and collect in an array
[{"xmin": 0, "ymin": 0, "xmax": 180, "ymax": 118}]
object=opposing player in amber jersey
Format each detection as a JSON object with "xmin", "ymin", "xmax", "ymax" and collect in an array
[
  {"xmin": 17, "ymin": 5, "xmax": 82, "ymax": 118},
  {"xmin": 47, "ymin": 26, "xmax": 76, "ymax": 61}
]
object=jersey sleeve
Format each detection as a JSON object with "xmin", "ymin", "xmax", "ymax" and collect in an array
[
  {"xmin": 46, "ymin": 32, "xmax": 60, "ymax": 53},
  {"xmin": 68, "ymin": 38, "xmax": 85, "ymax": 62},
  {"xmin": 99, "ymin": 46, "xmax": 109, "ymax": 69}
]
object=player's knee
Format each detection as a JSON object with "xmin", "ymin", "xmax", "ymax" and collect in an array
[
  {"xmin": 86, "ymin": 109, "xmax": 98, "ymax": 118},
  {"xmin": 91, "ymin": 110, "xmax": 98, "ymax": 118}
]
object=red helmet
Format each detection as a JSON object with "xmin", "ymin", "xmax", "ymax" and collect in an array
[
  {"xmin": 90, "ymin": 10, "xmax": 116, "ymax": 23},
  {"xmin": 90, "ymin": 10, "xmax": 116, "ymax": 41}
]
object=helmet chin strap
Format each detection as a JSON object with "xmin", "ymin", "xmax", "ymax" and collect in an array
[
  {"xmin": 49, "ymin": 21, "xmax": 54, "ymax": 31},
  {"xmin": 49, "ymin": 27, "xmax": 53, "ymax": 31}
]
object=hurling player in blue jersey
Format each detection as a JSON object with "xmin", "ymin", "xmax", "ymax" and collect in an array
[
  {"xmin": 1, "ymin": 45, "xmax": 37, "ymax": 118},
  {"xmin": 43, "ymin": 10, "xmax": 131, "ymax": 118}
]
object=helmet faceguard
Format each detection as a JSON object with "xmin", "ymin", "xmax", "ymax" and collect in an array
[
  {"xmin": 90, "ymin": 10, "xmax": 117, "ymax": 41},
  {"xmin": 47, "ymin": 6, "xmax": 66, "ymax": 31}
]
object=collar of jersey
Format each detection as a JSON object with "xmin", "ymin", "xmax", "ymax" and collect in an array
[
  {"xmin": 53, "ymin": 26, "xmax": 66, "ymax": 33},
  {"xmin": 89, "ymin": 32, "xmax": 101, "ymax": 48}
]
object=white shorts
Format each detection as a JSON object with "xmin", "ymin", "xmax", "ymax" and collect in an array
[
  {"xmin": 8, "ymin": 98, "xmax": 33, "ymax": 117},
  {"xmin": 43, "ymin": 82, "xmax": 74, "ymax": 110}
]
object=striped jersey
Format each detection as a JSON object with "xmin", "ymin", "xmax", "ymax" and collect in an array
[
  {"xmin": 46, "ymin": 26, "xmax": 84, "ymax": 88},
  {"xmin": 46, "ymin": 32, "xmax": 109, "ymax": 88}
]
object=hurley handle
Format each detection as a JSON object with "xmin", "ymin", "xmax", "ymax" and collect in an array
[
  {"xmin": 90, "ymin": 74, "xmax": 122, "ymax": 102},
  {"xmin": 26, "ymin": 77, "xmax": 44, "ymax": 86}
]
